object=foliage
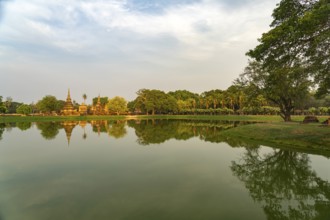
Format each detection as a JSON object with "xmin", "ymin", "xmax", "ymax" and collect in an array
[
  {"xmin": 0, "ymin": 96, "xmax": 7, "ymax": 113},
  {"xmin": 108, "ymin": 121, "xmax": 127, "ymax": 138},
  {"xmin": 16, "ymin": 104, "xmax": 32, "ymax": 115},
  {"xmin": 245, "ymin": 0, "xmax": 330, "ymax": 121},
  {"xmin": 36, "ymin": 122, "xmax": 62, "ymax": 140},
  {"xmin": 242, "ymin": 61, "xmax": 311, "ymax": 121},
  {"xmin": 36, "ymin": 95, "xmax": 62, "ymax": 113},
  {"xmin": 82, "ymin": 94, "xmax": 87, "ymax": 103},
  {"xmin": 107, "ymin": 96, "xmax": 128, "ymax": 115},
  {"xmin": 16, "ymin": 122, "xmax": 32, "ymax": 131},
  {"xmin": 0, "ymin": 123, "xmax": 4, "ymax": 140},
  {"xmin": 3, "ymin": 97, "xmax": 23, "ymax": 113},
  {"xmin": 92, "ymin": 97, "xmax": 108, "ymax": 106},
  {"xmin": 133, "ymin": 89, "xmax": 178, "ymax": 115},
  {"xmin": 127, "ymin": 120, "xmax": 245, "ymax": 145},
  {"xmin": 168, "ymin": 90, "xmax": 199, "ymax": 102},
  {"xmin": 4, "ymin": 97, "xmax": 12, "ymax": 112}
]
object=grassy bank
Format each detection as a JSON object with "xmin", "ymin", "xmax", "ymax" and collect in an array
[{"xmin": 222, "ymin": 122, "xmax": 330, "ymax": 155}]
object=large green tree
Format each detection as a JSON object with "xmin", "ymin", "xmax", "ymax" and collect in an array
[
  {"xmin": 107, "ymin": 96, "xmax": 128, "ymax": 115},
  {"xmin": 16, "ymin": 104, "xmax": 32, "ymax": 115},
  {"xmin": 299, "ymin": 0, "xmax": 330, "ymax": 96},
  {"xmin": 244, "ymin": 0, "xmax": 329, "ymax": 121},
  {"xmin": 36, "ymin": 95, "xmax": 61, "ymax": 113},
  {"xmin": 134, "ymin": 89, "xmax": 177, "ymax": 115},
  {"xmin": 248, "ymin": 0, "xmax": 329, "ymax": 96},
  {"xmin": 239, "ymin": 61, "xmax": 310, "ymax": 121}
]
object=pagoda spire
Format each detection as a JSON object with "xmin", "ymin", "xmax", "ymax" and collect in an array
[
  {"xmin": 97, "ymin": 94, "xmax": 101, "ymax": 104},
  {"xmin": 67, "ymin": 89, "xmax": 71, "ymax": 101}
]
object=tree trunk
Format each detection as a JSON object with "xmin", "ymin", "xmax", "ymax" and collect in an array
[
  {"xmin": 279, "ymin": 105, "xmax": 293, "ymax": 122},
  {"xmin": 282, "ymin": 112, "xmax": 292, "ymax": 122}
]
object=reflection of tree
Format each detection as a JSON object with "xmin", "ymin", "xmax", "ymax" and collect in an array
[
  {"xmin": 231, "ymin": 148, "xmax": 330, "ymax": 220},
  {"xmin": 36, "ymin": 122, "xmax": 62, "ymax": 140},
  {"xmin": 127, "ymin": 120, "xmax": 251, "ymax": 146},
  {"xmin": 16, "ymin": 122, "xmax": 32, "ymax": 131},
  {"xmin": 108, "ymin": 121, "xmax": 127, "ymax": 139},
  {"xmin": 128, "ymin": 120, "xmax": 180, "ymax": 145},
  {"xmin": 0, "ymin": 123, "xmax": 5, "ymax": 140},
  {"xmin": 91, "ymin": 120, "xmax": 109, "ymax": 136},
  {"xmin": 90, "ymin": 120, "xmax": 128, "ymax": 139}
]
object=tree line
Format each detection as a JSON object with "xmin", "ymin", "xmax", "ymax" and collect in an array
[{"xmin": 1, "ymin": 87, "xmax": 329, "ymax": 117}]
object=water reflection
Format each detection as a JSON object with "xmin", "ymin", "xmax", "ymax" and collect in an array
[
  {"xmin": 108, "ymin": 121, "xmax": 127, "ymax": 139},
  {"xmin": 0, "ymin": 123, "xmax": 4, "ymax": 140},
  {"xmin": 231, "ymin": 148, "xmax": 330, "ymax": 220},
  {"xmin": 61, "ymin": 121, "xmax": 78, "ymax": 145},
  {"xmin": 36, "ymin": 122, "xmax": 62, "ymax": 140},
  {"xmin": 16, "ymin": 122, "xmax": 32, "ymax": 131},
  {"xmin": 0, "ymin": 120, "xmax": 329, "ymax": 219},
  {"xmin": 0, "ymin": 120, "xmax": 256, "ymax": 146},
  {"xmin": 90, "ymin": 120, "xmax": 128, "ymax": 138},
  {"xmin": 127, "ymin": 120, "xmax": 250, "ymax": 146}
]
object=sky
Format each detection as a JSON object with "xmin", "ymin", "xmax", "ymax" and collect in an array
[{"xmin": 0, "ymin": 0, "xmax": 280, "ymax": 104}]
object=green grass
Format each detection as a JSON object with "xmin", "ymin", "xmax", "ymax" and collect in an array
[{"xmin": 221, "ymin": 122, "xmax": 330, "ymax": 155}]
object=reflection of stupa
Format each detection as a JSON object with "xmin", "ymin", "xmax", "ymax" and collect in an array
[
  {"xmin": 79, "ymin": 121, "xmax": 87, "ymax": 128},
  {"xmin": 61, "ymin": 89, "xmax": 79, "ymax": 116},
  {"xmin": 79, "ymin": 121, "xmax": 88, "ymax": 139},
  {"xmin": 62, "ymin": 121, "xmax": 78, "ymax": 145}
]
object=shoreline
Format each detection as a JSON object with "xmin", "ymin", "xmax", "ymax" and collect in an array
[{"xmin": 2, "ymin": 114, "xmax": 328, "ymax": 123}]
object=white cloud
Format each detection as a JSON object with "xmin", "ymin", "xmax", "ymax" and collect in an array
[
  {"xmin": 2, "ymin": 0, "xmax": 277, "ymax": 58},
  {"xmin": 0, "ymin": 0, "xmax": 280, "ymax": 103}
]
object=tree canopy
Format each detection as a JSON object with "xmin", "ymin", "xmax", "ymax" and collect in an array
[
  {"xmin": 16, "ymin": 104, "xmax": 32, "ymax": 115},
  {"xmin": 36, "ymin": 95, "xmax": 62, "ymax": 113},
  {"xmin": 244, "ymin": 0, "xmax": 329, "ymax": 121},
  {"xmin": 107, "ymin": 96, "xmax": 128, "ymax": 115},
  {"xmin": 0, "ymin": 96, "xmax": 7, "ymax": 113},
  {"xmin": 133, "ymin": 89, "xmax": 177, "ymax": 115}
]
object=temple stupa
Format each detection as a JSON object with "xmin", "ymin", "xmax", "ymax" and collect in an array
[
  {"xmin": 61, "ymin": 89, "xmax": 79, "ymax": 116},
  {"xmin": 91, "ymin": 95, "xmax": 109, "ymax": 115}
]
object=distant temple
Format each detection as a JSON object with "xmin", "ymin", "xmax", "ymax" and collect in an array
[
  {"xmin": 91, "ymin": 95, "xmax": 108, "ymax": 115},
  {"xmin": 79, "ymin": 101, "xmax": 88, "ymax": 115},
  {"xmin": 61, "ymin": 89, "xmax": 79, "ymax": 116}
]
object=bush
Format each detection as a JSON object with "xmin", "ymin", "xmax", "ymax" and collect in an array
[{"xmin": 16, "ymin": 104, "xmax": 32, "ymax": 115}]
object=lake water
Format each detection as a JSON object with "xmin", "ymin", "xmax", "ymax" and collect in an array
[{"xmin": 0, "ymin": 120, "xmax": 329, "ymax": 220}]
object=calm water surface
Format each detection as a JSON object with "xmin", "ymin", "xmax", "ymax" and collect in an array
[{"xmin": 0, "ymin": 120, "xmax": 329, "ymax": 220}]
